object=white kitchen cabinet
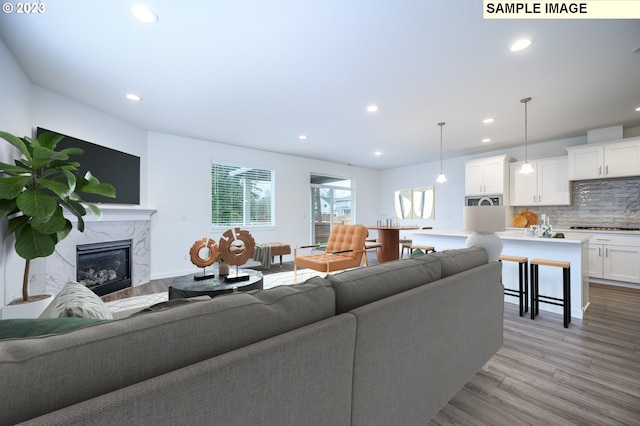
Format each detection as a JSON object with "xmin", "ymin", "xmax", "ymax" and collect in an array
[
  {"xmin": 567, "ymin": 137, "xmax": 640, "ymax": 180},
  {"xmin": 465, "ymin": 155, "xmax": 510, "ymax": 196},
  {"xmin": 577, "ymin": 232, "xmax": 640, "ymax": 284},
  {"xmin": 510, "ymin": 156, "xmax": 570, "ymax": 206}
]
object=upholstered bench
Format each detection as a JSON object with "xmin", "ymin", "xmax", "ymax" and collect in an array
[{"xmin": 263, "ymin": 242, "xmax": 291, "ymax": 267}]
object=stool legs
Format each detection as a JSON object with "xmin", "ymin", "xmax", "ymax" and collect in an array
[
  {"xmin": 530, "ymin": 263, "xmax": 571, "ymax": 328},
  {"xmin": 499, "ymin": 256, "xmax": 528, "ymax": 317}
]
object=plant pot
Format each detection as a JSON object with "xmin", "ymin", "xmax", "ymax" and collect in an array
[{"xmin": 2, "ymin": 294, "xmax": 53, "ymax": 319}]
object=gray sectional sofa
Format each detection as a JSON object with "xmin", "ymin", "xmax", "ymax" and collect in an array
[{"xmin": 0, "ymin": 247, "xmax": 503, "ymax": 425}]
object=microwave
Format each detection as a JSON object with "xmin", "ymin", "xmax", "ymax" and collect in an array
[{"xmin": 465, "ymin": 195, "xmax": 503, "ymax": 206}]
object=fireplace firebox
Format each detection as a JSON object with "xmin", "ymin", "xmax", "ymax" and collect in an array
[{"xmin": 76, "ymin": 240, "xmax": 132, "ymax": 296}]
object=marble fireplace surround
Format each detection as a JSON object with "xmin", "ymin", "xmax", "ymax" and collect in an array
[{"xmin": 28, "ymin": 207, "xmax": 156, "ymax": 297}]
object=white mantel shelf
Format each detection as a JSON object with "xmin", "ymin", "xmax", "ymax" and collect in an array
[
  {"xmin": 64, "ymin": 206, "xmax": 156, "ymax": 222},
  {"xmin": 411, "ymin": 229, "xmax": 590, "ymax": 320}
]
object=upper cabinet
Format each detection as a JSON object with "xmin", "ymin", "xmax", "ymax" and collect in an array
[
  {"xmin": 464, "ymin": 155, "xmax": 510, "ymax": 196},
  {"xmin": 567, "ymin": 137, "xmax": 640, "ymax": 180},
  {"xmin": 509, "ymin": 156, "xmax": 570, "ymax": 206}
]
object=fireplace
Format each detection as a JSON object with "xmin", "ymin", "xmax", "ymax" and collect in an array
[{"xmin": 76, "ymin": 240, "xmax": 132, "ymax": 296}]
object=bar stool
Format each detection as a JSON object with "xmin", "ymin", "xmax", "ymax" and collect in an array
[
  {"xmin": 530, "ymin": 258, "xmax": 571, "ymax": 328},
  {"xmin": 498, "ymin": 255, "xmax": 528, "ymax": 317}
]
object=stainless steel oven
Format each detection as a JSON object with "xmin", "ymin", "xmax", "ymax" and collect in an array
[{"xmin": 465, "ymin": 195, "xmax": 503, "ymax": 206}]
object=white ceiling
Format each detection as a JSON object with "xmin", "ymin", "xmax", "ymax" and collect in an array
[{"xmin": 1, "ymin": 1, "xmax": 639, "ymax": 169}]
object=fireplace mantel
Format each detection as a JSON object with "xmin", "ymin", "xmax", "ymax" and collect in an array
[{"xmin": 64, "ymin": 206, "xmax": 156, "ymax": 223}]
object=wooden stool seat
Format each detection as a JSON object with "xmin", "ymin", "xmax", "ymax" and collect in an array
[
  {"xmin": 498, "ymin": 254, "xmax": 528, "ymax": 317},
  {"xmin": 530, "ymin": 258, "xmax": 571, "ymax": 328}
]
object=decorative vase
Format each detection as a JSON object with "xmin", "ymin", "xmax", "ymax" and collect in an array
[
  {"xmin": 2, "ymin": 294, "xmax": 53, "ymax": 319},
  {"xmin": 218, "ymin": 259, "xmax": 229, "ymax": 276}
]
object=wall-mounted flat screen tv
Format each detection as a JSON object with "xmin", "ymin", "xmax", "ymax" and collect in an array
[{"xmin": 37, "ymin": 127, "xmax": 141, "ymax": 205}]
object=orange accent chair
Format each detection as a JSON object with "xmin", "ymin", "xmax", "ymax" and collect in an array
[{"xmin": 294, "ymin": 224, "xmax": 369, "ymax": 280}]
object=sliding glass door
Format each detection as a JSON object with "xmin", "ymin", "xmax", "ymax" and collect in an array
[{"xmin": 310, "ymin": 175, "xmax": 353, "ymax": 245}]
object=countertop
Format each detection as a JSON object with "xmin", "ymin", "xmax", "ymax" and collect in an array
[{"xmin": 413, "ymin": 229, "xmax": 591, "ymax": 244}]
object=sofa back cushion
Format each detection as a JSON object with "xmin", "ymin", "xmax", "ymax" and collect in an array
[
  {"xmin": 328, "ymin": 255, "xmax": 441, "ymax": 314},
  {"xmin": 0, "ymin": 277, "xmax": 335, "ymax": 425},
  {"xmin": 431, "ymin": 246, "xmax": 488, "ymax": 277}
]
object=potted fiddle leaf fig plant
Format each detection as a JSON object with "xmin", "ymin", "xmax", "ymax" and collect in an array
[{"xmin": 0, "ymin": 130, "xmax": 116, "ymax": 305}]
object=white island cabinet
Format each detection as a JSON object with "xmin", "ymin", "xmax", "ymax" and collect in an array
[{"xmin": 411, "ymin": 229, "xmax": 590, "ymax": 319}]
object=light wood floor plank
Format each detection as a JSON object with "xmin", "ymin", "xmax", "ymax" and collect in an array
[{"xmin": 429, "ymin": 283, "xmax": 640, "ymax": 425}]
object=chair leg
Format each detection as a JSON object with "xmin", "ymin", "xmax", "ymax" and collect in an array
[{"xmin": 363, "ymin": 249, "xmax": 368, "ymax": 267}]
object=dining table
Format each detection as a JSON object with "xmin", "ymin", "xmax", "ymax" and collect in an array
[{"xmin": 367, "ymin": 225, "xmax": 419, "ymax": 263}]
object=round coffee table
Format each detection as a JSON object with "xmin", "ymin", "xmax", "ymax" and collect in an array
[{"xmin": 169, "ymin": 268, "xmax": 263, "ymax": 300}]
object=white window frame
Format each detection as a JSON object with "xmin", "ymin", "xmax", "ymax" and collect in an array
[{"xmin": 211, "ymin": 161, "xmax": 276, "ymax": 229}]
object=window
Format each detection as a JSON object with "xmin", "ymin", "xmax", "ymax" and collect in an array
[{"xmin": 211, "ymin": 162, "xmax": 275, "ymax": 227}]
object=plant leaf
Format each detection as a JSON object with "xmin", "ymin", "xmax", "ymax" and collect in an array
[
  {"xmin": 16, "ymin": 189, "xmax": 58, "ymax": 217},
  {"xmin": 84, "ymin": 201, "xmax": 103, "ymax": 220},
  {"xmin": 0, "ymin": 198, "xmax": 18, "ymax": 221},
  {"xmin": 0, "ymin": 131, "xmax": 31, "ymax": 161},
  {"xmin": 15, "ymin": 223, "xmax": 56, "ymax": 260},
  {"xmin": 0, "ymin": 176, "xmax": 30, "ymax": 199},
  {"xmin": 55, "ymin": 219, "xmax": 73, "ymax": 243},
  {"xmin": 31, "ymin": 145, "xmax": 69, "ymax": 169},
  {"xmin": 0, "ymin": 161, "xmax": 30, "ymax": 175},
  {"xmin": 37, "ymin": 177, "xmax": 71, "ymax": 198},
  {"xmin": 81, "ymin": 182, "xmax": 116, "ymax": 197},
  {"xmin": 31, "ymin": 206, "xmax": 67, "ymax": 234},
  {"xmin": 6, "ymin": 215, "xmax": 28, "ymax": 240},
  {"xmin": 59, "ymin": 198, "xmax": 86, "ymax": 219},
  {"xmin": 37, "ymin": 132, "xmax": 64, "ymax": 150}
]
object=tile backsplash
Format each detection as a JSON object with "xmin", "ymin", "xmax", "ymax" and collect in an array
[{"xmin": 510, "ymin": 176, "xmax": 640, "ymax": 229}]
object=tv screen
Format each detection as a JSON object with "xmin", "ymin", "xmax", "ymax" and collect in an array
[{"xmin": 37, "ymin": 127, "xmax": 141, "ymax": 205}]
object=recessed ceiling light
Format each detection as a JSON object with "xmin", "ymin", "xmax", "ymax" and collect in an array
[
  {"xmin": 635, "ymin": 106, "xmax": 640, "ymax": 112},
  {"xmin": 482, "ymin": 138, "xmax": 491, "ymax": 143},
  {"xmin": 374, "ymin": 151, "xmax": 382, "ymax": 156},
  {"xmin": 483, "ymin": 118, "xmax": 495, "ymax": 124},
  {"xmin": 132, "ymin": 5, "xmax": 158, "ymax": 23},
  {"xmin": 510, "ymin": 38, "xmax": 532, "ymax": 52},
  {"xmin": 298, "ymin": 135, "xmax": 308, "ymax": 140},
  {"xmin": 126, "ymin": 93, "xmax": 142, "ymax": 101},
  {"xmin": 367, "ymin": 105, "xmax": 379, "ymax": 113}
]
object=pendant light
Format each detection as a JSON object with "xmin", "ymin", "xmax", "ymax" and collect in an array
[
  {"xmin": 436, "ymin": 122, "xmax": 447, "ymax": 183},
  {"xmin": 519, "ymin": 97, "xmax": 535, "ymax": 174}
]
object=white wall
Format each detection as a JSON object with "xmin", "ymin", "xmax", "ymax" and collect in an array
[
  {"xmin": 0, "ymin": 38, "xmax": 32, "ymax": 307},
  {"xmin": 147, "ymin": 131, "xmax": 380, "ymax": 279},
  {"xmin": 379, "ymin": 135, "xmax": 588, "ymax": 234}
]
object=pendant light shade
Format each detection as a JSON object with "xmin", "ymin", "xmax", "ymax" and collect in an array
[
  {"xmin": 519, "ymin": 97, "xmax": 534, "ymax": 175},
  {"xmin": 436, "ymin": 122, "xmax": 447, "ymax": 183}
]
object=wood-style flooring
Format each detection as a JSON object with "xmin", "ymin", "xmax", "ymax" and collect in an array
[{"xmin": 429, "ymin": 283, "xmax": 640, "ymax": 425}]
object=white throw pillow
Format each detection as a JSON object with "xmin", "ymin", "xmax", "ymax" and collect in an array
[{"xmin": 39, "ymin": 281, "xmax": 113, "ymax": 320}]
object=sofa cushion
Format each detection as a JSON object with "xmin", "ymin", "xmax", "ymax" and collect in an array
[
  {"xmin": 0, "ymin": 318, "xmax": 110, "ymax": 340},
  {"xmin": 0, "ymin": 277, "xmax": 336, "ymax": 425},
  {"xmin": 39, "ymin": 281, "xmax": 113, "ymax": 320},
  {"xmin": 328, "ymin": 255, "xmax": 441, "ymax": 314},
  {"xmin": 430, "ymin": 246, "xmax": 489, "ymax": 277}
]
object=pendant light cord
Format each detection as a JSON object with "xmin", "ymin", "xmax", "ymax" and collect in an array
[
  {"xmin": 438, "ymin": 122, "xmax": 445, "ymax": 172},
  {"xmin": 521, "ymin": 97, "xmax": 531, "ymax": 162}
]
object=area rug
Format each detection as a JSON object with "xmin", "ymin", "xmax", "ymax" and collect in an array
[{"xmin": 105, "ymin": 268, "xmax": 326, "ymax": 315}]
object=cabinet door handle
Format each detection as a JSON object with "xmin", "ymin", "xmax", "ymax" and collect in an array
[
  {"xmin": 598, "ymin": 247, "xmax": 601, "ymax": 256},
  {"xmin": 605, "ymin": 165, "xmax": 609, "ymax": 176},
  {"xmin": 599, "ymin": 166, "xmax": 602, "ymax": 176},
  {"xmin": 533, "ymin": 195, "xmax": 536, "ymax": 203},
  {"xmin": 605, "ymin": 248, "xmax": 609, "ymax": 257}
]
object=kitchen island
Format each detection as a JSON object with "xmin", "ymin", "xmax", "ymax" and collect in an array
[{"xmin": 411, "ymin": 229, "xmax": 591, "ymax": 319}]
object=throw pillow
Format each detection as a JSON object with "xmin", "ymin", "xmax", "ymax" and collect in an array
[{"xmin": 41, "ymin": 281, "xmax": 114, "ymax": 320}]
